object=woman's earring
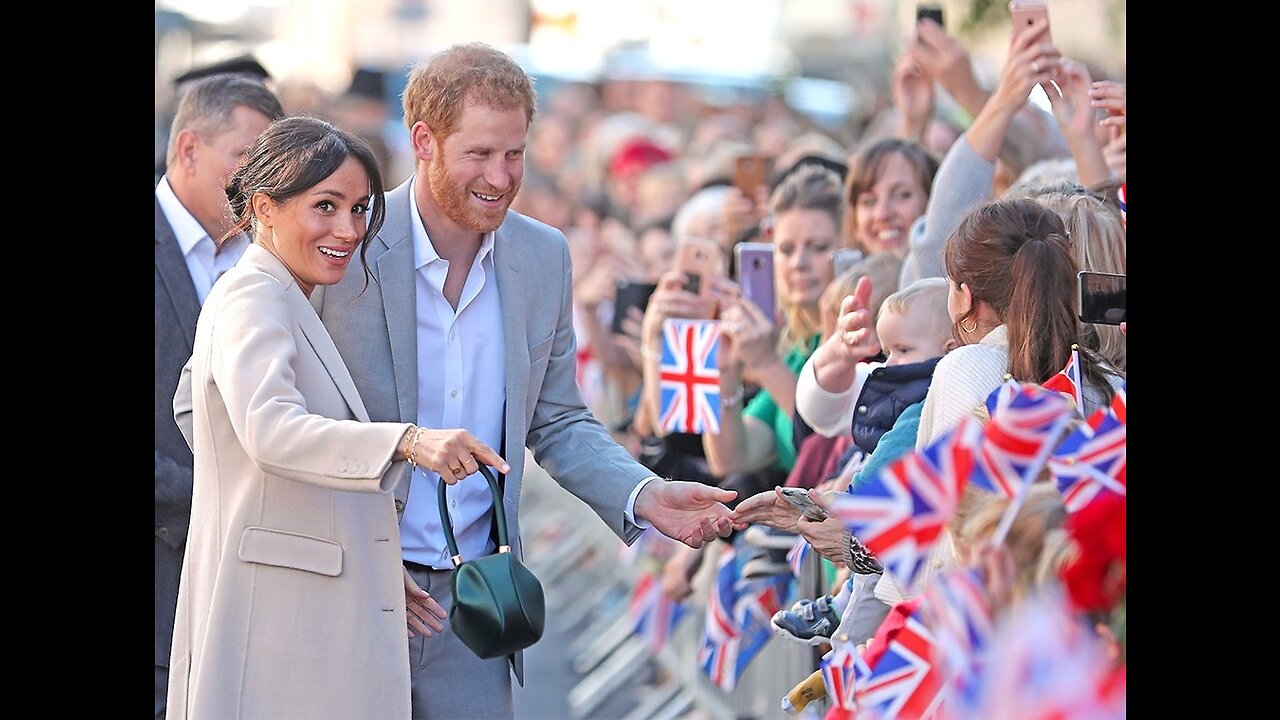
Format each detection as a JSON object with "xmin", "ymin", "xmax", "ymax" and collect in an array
[{"xmin": 960, "ymin": 319, "xmax": 978, "ymax": 334}]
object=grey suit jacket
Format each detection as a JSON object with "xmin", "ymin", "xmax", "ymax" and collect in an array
[
  {"xmin": 155, "ymin": 197, "xmax": 201, "ymax": 667},
  {"xmin": 314, "ymin": 179, "xmax": 655, "ymax": 681}
]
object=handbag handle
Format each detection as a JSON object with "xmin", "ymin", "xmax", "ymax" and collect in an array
[{"xmin": 438, "ymin": 464, "xmax": 508, "ymax": 568}]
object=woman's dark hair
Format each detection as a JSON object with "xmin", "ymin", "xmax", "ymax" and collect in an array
[
  {"xmin": 944, "ymin": 198, "xmax": 1114, "ymax": 400},
  {"xmin": 224, "ymin": 116, "xmax": 386, "ymax": 290}
]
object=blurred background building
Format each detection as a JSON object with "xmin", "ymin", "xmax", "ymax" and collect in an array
[{"xmin": 155, "ymin": 0, "xmax": 1124, "ymax": 178}]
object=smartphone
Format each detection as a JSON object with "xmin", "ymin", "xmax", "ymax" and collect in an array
[
  {"xmin": 674, "ymin": 236, "xmax": 723, "ymax": 312},
  {"xmin": 831, "ymin": 248, "xmax": 864, "ymax": 278},
  {"xmin": 916, "ymin": 4, "xmax": 944, "ymax": 27},
  {"xmin": 1077, "ymin": 271, "xmax": 1126, "ymax": 325},
  {"xmin": 611, "ymin": 280, "xmax": 657, "ymax": 334},
  {"xmin": 780, "ymin": 487, "xmax": 830, "ymax": 521},
  {"xmin": 735, "ymin": 242, "xmax": 777, "ymax": 323},
  {"xmin": 733, "ymin": 155, "xmax": 771, "ymax": 198},
  {"xmin": 1009, "ymin": 0, "xmax": 1052, "ymax": 43}
]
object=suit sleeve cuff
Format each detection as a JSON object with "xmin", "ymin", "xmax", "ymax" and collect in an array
[{"xmin": 624, "ymin": 476, "xmax": 657, "ymax": 530}]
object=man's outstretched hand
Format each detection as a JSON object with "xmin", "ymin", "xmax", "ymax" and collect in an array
[{"xmin": 635, "ymin": 480, "xmax": 746, "ymax": 548}]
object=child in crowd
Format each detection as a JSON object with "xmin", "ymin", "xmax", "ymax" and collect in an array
[{"xmin": 773, "ymin": 277, "xmax": 956, "ymax": 644}]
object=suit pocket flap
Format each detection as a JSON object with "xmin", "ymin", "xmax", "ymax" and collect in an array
[{"xmin": 238, "ymin": 526, "xmax": 343, "ymax": 577}]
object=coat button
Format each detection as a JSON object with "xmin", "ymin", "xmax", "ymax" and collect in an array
[{"xmin": 158, "ymin": 527, "xmax": 170, "ymax": 537}]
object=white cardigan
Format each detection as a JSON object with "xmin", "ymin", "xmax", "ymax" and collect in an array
[{"xmin": 916, "ymin": 325, "xmax": 1010, "ymax": 448}]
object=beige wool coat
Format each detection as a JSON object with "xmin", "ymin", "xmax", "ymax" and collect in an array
[{"xmin": 168, "ymin": 244, "xmax": 414, "ymax": 719}]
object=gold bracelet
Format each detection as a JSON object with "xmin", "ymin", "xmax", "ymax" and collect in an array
[
  {"xmin": 400, "ymin": 425, "xmax": 418, "ymax": 462},
  {"xmin": 408, "ymin": 426, "xmax": 428, "ymax": 474}
]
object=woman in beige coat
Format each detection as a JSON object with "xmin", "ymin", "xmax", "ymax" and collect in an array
[{"xmin": 169, "ymin": 117, "xmax": 506, "ymax": 719}]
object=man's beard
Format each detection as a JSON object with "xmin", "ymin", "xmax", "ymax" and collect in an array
[{"xmin": 428, "ymin": 157, "xmax": 515, "ymax": 234}]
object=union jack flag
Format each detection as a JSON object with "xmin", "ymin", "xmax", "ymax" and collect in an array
[
  {"xmin": 1108, "ymin": 381, "xmax": 1126, "ymax": 425},
  {"xmin": 657, "ymin": 319, "xmax": 721, "ymax": 434},
  {"xmin": 981, "ymin": 589, "xmax": 1124, "ymax": 719},
  {"xmin": 786, "ymin": 535, "xmax": 810, "ymax": 579},
  {"xmin": 698, "ymin": 541, "xmax": 788, "ymax": 692},
  {"xmin": 829, "ymin": 421, "xmax": 978, "ymax": 590},
  {"xmin": 922, "ymin": 568, "xmax": 993, "ymax": 716},
  {"xmin": 828, "ymin": 454, "xmax": 920, "ymax": 587},
  {"xmin": 1050, "ymin": 408, "xmax": 1127, "ymax": 514},
  {"xmin": 1117, "ymin": 182, "xmax": 1126, "ymax": 226},
  {"xmin": 823, "ymin": 644, "xmax": 858, "ymax": 710},
  {"xmin": 734, "ymin": 573, "xmax": 787, "ymax": 676},
  {"xmin": 698, "ymin": 544, "xmax": 741, "ymax": 691},
  {"xmin": 856, "ymin": 609, "xmax": 944, "ymax": 719},
  {"xmin": 984, "ymin": 376, "xmax": 1021, "ymax": 419},
  {"xmin": 970, "ymin": 384, "xmax": 1073, "ymax": 497},
  {"xmin": 1041, "ymin": 345, "xmax": 1084, "ymax": 414},
  {"xmin": 629, "ymin": 571, "xmax": 686, "ymax": 653}
]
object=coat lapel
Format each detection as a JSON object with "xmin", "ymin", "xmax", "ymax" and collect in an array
[
  {"xmin": 245, "ymin": 245, "xmax": 372, "ymax": 422},
  {"xmin": 155, "ymin": 198, "xmax": 201, "ymax": 348}
]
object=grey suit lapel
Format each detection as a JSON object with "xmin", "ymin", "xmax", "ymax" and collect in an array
[
  {"xmin": 495, "ymin": 226, "xmax": 528, "ymax": 467},
  {"xmin": 369, "ymin": 182, "xmax": 422, "ymax": 515},
  {"xmin": 376, "ymin": 241, "xmax": 418, "ymax": 425},
  {"xmin": 495, "ymin": 225, "xmax": 531, "ymax": 688},
  {"xmin": 155, "ymin": 198, "xmax": 201, "ymax": 347}
]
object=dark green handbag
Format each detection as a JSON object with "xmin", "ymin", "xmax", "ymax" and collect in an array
[{"xmin": 438, "ymin": 464, "xmax": 546, "ymax": 659}]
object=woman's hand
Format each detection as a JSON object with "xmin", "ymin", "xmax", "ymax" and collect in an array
[
  {"xmin": 812, "ymin": 276, "xmax": 879, "ymax": 393},
  {"xmin": 403, "ymin": 567, "xmax": 448, "ymax": 640},
  {"xmin": 574, "ymin": 256, "xmax": 618, "ymax": 312},
  {"xmin": 721, "ymin": 186, "xmax": 769, "ymax": 246},
  {"xmin": 662, "ymin": 544, "xmax": 705, "ymax": 601},
  {"xmin": 642, "ymin": 271, "xmax": 714, "ymax": 343},
  {"xmin": 1045, "ymin": 58, "xmax": 1096, "ymax": 142},
  {"xmin": 795, "ymin": 514, "xmax": 853, "ymax": 566},
  {"xmin": 1044, "ymin": 58, "xmax": 1109, "ymax": 185},
  {"xmin": 909, "ymin": 18, "xmax": 985, "ymax": 116},
  {"xmin": 892, "ymin": 50, "xmax": 934, "ymax": 141},
  {"xmin": 988, "ymin": 23, "xmax": 1061, "ymax": 117},
  {"xmin": 718, "ymin": 292, "xmax": 779, "ymax": 375},
  {"xmin": 1092, "ymin": 80, "xmax": 1127, "ymax": 180},
  {"xmin": 733, "ymin": 486, "xmax": 804, "ymax": 533},
  {"xmin": 410, "ymin": 428, "xmax": 508, "ymax": 484}
]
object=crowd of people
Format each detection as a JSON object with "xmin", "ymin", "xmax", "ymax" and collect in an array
[{"xmin": 155, "ymin": 9, "xmax": 1125, "ymax": 719}]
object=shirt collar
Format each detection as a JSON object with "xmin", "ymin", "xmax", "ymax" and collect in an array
[
  {"xmin": 155, "ymin": 175, "xmax": 209, "ymax": 256},
  {"xmin": 408, "ymin": 176, "xmax": 496, "ymax": 270},
  {"xmin": 981, "ymin": 324, "xmax": 1009, "ymax": 348}
]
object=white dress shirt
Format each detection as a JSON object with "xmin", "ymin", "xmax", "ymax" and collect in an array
[
  {"xmin": 399, "ymin": 179, "xmax": 652, "ymax": 569},
  {"xmin": 155, "ymin": 176, "xmax": 248, "ymax": 305},
  {"xmin": 400, "ymin": 182, "xmax": 508, "ymax": 569}
]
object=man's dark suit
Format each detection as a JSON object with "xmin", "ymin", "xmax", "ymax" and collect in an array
[{"xmin": 154, "ymin": 197, "xmax": 201, "ymax": 718}]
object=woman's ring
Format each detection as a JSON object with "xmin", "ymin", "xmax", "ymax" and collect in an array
[
  {"xmin": 450, "ymin": 466, "xmax": 463, "ymax": 475},
  {"xmin": 1031, "ymin": 60, "xmax": 1041, "ymax": 73}
]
